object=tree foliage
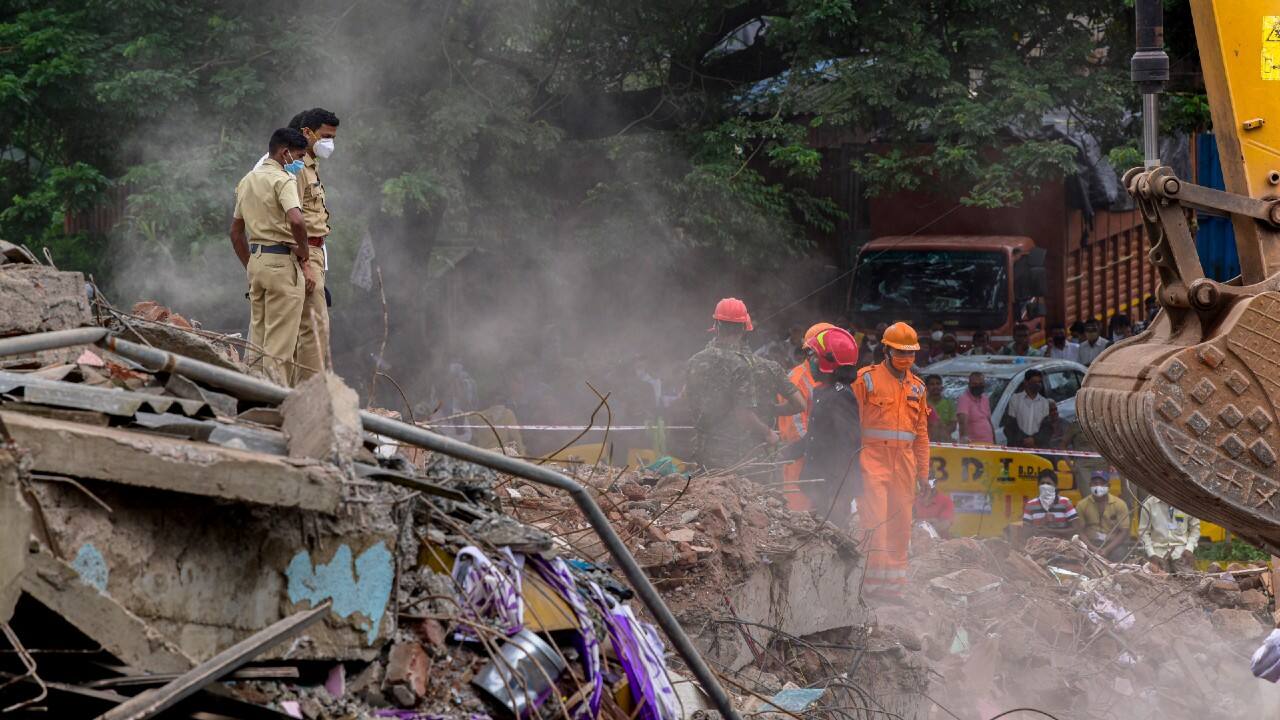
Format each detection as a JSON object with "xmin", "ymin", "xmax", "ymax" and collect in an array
[{"xmin": 1, "ymin": 0, "xmax": 1142, "ymax": 291}]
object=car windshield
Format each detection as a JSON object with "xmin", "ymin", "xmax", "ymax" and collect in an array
[
  {"xmin": 936, "ymin": 375, "xmax": 1010, "ymax": 410},
  {"xmin": 852, "ymin": 250, "xmax": 1008, "ymax": 315}
]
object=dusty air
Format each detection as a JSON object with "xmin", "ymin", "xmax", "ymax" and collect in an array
[{"xmin": 4, "ymin": 1, "xmax": 1280, "ymax": 719}]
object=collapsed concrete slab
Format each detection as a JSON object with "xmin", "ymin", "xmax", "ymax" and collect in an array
[
  {"xmin": 0, "ymin": 446, "xmax": 31, "ymax": 623},
  {"xmin": 686, "ymin": 539, "xmax": 868, "ymax": 672},
  {"xmin": 1, "ymin": 410, "xmax": 345, "ymax": 513},
  {"xmin": 25, "ymin": 478, "xmax": 398, "ymax": 662},
  {"xmin": 19, "ymin": 550, "xmax": 194, "ymax": 673}
]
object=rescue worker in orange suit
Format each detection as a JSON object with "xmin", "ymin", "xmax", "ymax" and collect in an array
[
  {"xmin": 778, "ymin": 322, "xmax": 837, "ymax": 510},
  {"xmin": 852, "ymin": 322, "xmax": 931, "ymax": 600},
  {"xmin": 783, "ymin": 327, "xmax": 862, "ymax": 528}
]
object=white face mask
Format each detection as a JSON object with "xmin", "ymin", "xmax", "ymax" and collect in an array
[
  {"xmin": 314, "ymin": 138, "xmax": 335, "ymax": 159},
  {"xmin": 1039, "ymin": 487, "xmax": 1056, "ymax": 506},
  {"xmin": 931, "ymin": 330, "xmax": 944, "ymax": 342},
  {"xmin": 1091, "ymin": 485, "xmax": 1108, "ymax": 497}
]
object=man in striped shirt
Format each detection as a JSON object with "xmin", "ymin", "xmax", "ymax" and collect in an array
[{"xmin": 1019, "ymin": 471, "xmax": 1081, "ymax": 545}]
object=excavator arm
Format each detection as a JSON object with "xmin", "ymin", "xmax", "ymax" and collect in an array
[{"xmin": 1077, "ymin": 1, "xmax": 1280, "ymax": 552}]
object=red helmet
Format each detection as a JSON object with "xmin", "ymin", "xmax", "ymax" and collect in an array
[
  {"xmin": 806, "ymin": 327, "xmax": 859, "ymax": 373},
  {"xmin": 709, "ymin": 297, "xmax": 753, "ymax": 331}
]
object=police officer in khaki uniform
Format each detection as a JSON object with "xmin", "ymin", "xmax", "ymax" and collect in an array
[
  {"xmin": 288, "ymin": 108, "xmax": 339, "ymax": 384},
  {"xmin": 230, "ymin": 128, "xmax": 315, "ymax": 387}
]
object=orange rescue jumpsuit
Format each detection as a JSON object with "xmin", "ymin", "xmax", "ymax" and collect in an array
[
  {"xmin": 852, "ymin": 362, "xmax": 930, "ymax": 595},
  {"xmin": 778, "ymin": 361, "xmax": 817, "ymax": 510}
]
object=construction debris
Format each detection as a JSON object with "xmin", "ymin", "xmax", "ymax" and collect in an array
[
  {"xmin": 0, "ymin": 280, "xmax": 741, "ymax": 718},
  {"xmin": 4, "ymin": 268, "xmax": 1280, "ymax": 720}
]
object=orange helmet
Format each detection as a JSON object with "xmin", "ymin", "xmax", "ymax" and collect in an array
[
  {"xmin": 806, "ymin": 327, "xmax": 859, "ymax": 373},
  {"xmin": 803, "ymin": 322, "xmax": 837, "ymax": 345},
  {"xmin": 709, "ymin": 297, "xmax": 753, "ymax": 331},
  {"xmin": 881, "ymin": 322, "xmax": 920, "ymax": 351}
]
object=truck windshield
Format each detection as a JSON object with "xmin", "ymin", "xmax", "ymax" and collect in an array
[{"xmin": 852, "ymin": 250, "xmax": 1009, "ymax": 317}]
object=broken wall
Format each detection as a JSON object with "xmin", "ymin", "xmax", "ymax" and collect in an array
[{"xmin": 25, "ymin": 480, "xmax": 399, "ymax": 662}]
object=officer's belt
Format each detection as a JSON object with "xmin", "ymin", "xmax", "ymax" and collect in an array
[{"xmin": 250, "ymin": 243, "xmax": 292, "ymax": 255}]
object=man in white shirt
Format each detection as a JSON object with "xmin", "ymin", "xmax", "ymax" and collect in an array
[
  {"xmin": 1076, "ymin": 320, "xmax": 1110, "ymax": 366},
  {"xmin": 1002, "ymin": 369, "xmax": 1057, "ymax": 448},
  {"xmin": 1138, "ymin": 495, "xmax": 1201, "ymax": 572},
  {"xmin": 1044, "ymin": 323, "xmax": 1080, "ymax": 362}
]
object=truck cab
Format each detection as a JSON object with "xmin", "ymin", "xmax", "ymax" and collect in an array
[{"xmin": 848, "ymin": 235, "xmax": 1048, "ymax": 346}]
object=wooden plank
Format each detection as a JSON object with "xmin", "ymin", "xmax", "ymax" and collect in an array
[
  {"xmin": 98, "ymin": 601, "xmax": 330, "ymax": 720},
  {"xmin": 0, "ymin": 411, "xmax": 343, "ymax": 513}
]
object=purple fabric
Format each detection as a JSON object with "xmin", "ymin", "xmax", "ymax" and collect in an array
[
  {"xmin": 589, "ymin": 584, "xmax": 679, "ymax": 720},
  {"xmin": 530, "ymin": 556, "xmax": 603, "ymax": 720},
  {"xmin": 451, "ymin": 546, "xmax": 524, "ymax": 640}
]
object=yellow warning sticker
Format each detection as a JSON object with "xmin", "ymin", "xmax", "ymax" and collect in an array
[{"xmin": 1264, "ymin": 16, "xmax": 1280, "ymax": 80}]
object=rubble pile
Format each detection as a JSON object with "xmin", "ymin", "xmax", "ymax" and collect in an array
[
  {"xmin": 0, "ymin": 264, "xmax": 723, "ymax": 719},
  {"xmin": 498, "ymin": 468, "xmax": 872, "ymax": 676},
  {"xmin": 501, "ymin": 469, "xmax": 856, "ymax": 596},
  {"xmin": 873, "ymin": 536, "xmax": 1280, "ymax": 720}
]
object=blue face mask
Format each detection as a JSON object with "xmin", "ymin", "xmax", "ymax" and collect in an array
[{"xmin": 284, "ymin": 156, "xmax": 305, "ymax": 175}]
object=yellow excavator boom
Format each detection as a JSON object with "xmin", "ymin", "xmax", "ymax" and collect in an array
[{"xmin": 1077, "ymin": 0, "xmax": 1280, "ymax": 553}]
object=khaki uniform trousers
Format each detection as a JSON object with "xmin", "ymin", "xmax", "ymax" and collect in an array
[
  {"xmin": 292, "ymin": 244, "xmax": 329, "ymax": 384},
  {"xmin": 246, "ymin": 247, "xmax": 304, "ymax": 387}
]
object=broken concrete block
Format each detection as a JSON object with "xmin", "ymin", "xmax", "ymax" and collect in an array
[
  {"xmin": 619, "ymin": 481, "xmax": 648, "ymax": 501},
  {"xmin": 411, "ymin": 618, "xmax": 448, "ymax": 652},
  {"xmin": 0, "ymin": 451, "xmax": 31, "ymax": 623},
  {"xmin": 126, "ymin": 321, "xmax": 243, "ymax": 371},
  {"xmin": 1239, "ymin": 589, "xmax": 1270, "ymax": 612},
  {"xmin": 0, "ymin": 265, "xmax": 92, "ymax": 337},
  {"xmin": 929, "ymin": 568, "xmax": 1003, "ymax": 598},
  {"xmin": 282, "ymin": 372, "xmax": 362, "ymax": 463},
  {"xmin": 384, "ymin": 641, "xmax": 430, "ymax": 705},
  {"xmin": 1211, "ymin": 608, "xmax": 1266, "ymax": 643},
  {"xmin": 666, "ymin": 528, "xmax": 697, "ymax": 544}
]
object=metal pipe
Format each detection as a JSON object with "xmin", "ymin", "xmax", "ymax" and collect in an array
[
  {"xmin": 95, "ymin": 334, "xmax": 742, "ymax": 720},
  {"xmin": 0, "ymin": 327, "xmax": 108, "ymax": 358},
  {"xmin": 1142, "ymin": 94, "xmax": 1160, "ymax": 168},
  {"xmin": 1131, "ymin": 0, "xmax": 1167, "ymax": 169}
]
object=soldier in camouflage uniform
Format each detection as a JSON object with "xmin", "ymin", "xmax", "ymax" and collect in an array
[{"xmin": 684, "ymin": 298, "xmax": 803, "ymax": 470}]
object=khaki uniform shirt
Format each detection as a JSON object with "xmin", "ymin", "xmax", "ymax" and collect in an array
[
  {"xmin": 298, "ymin": 154, "xmax": 330, "ymax": 238},
  {"xmin": 234, "ymin": 159, "xmax": 301, "ymax": 246},
  {"xmin": 1075, "ymin": 493, "xmax": 1130, "ymax": 544}
]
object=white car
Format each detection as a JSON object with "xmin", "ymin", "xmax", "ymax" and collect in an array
[{"xmin": 919, "ymin": 355, "xmax": 1089, "ymax": 448}]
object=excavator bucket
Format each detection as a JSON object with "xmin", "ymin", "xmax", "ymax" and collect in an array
[
  {"xmin": 1078, "ymin": 301, "xmax": 1280, "ymax": 554},
  {"xmin": 1079, "ymin": 0, "xmax": 1280, "ymax": 553}
]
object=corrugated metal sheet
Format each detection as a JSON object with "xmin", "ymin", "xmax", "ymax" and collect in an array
[
  {"xmin": 1195, "ymin": 133, "xmax": 1241, "ymax": 282},
  {"xmin": 0, "ymin": 372, "xmax": 210, "ymax": 418}
]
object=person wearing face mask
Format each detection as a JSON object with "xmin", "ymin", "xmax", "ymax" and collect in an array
[
  {"xmin": 1002, "ymin": 369, "xmax": 1058, "ymax": 448},
  {"xmin": 1044, "ymin": 323, "xmax": 1080, "ymax": 362},
  {"xmin": 1077, "ymin": 320, "xmax": 1110, "ymax": 366},
  {"xmin": 785, "ymin": 327, "xmax": 862, "ymax": 527},
  {"xmin": 230, "ymin": 128, "xmax": 315, "ymax": 387},
  {"xmin": 852, "ymin": 322, "xmax": 931, "ymax": 600},
  {"xmin": 285, "ymin": 108, "xmax": 340, "ymax": 384},
  {"xmin": 1019, "ymin": 471, "xmax": 1080, "ymax": 544},
  {"xmin": 955, "ymin": 371, "xmax": 995, "ymax": 444},
  {"xmin": 1075, "ymin": 470, "xmax": 1131, "ymax": 561}
]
